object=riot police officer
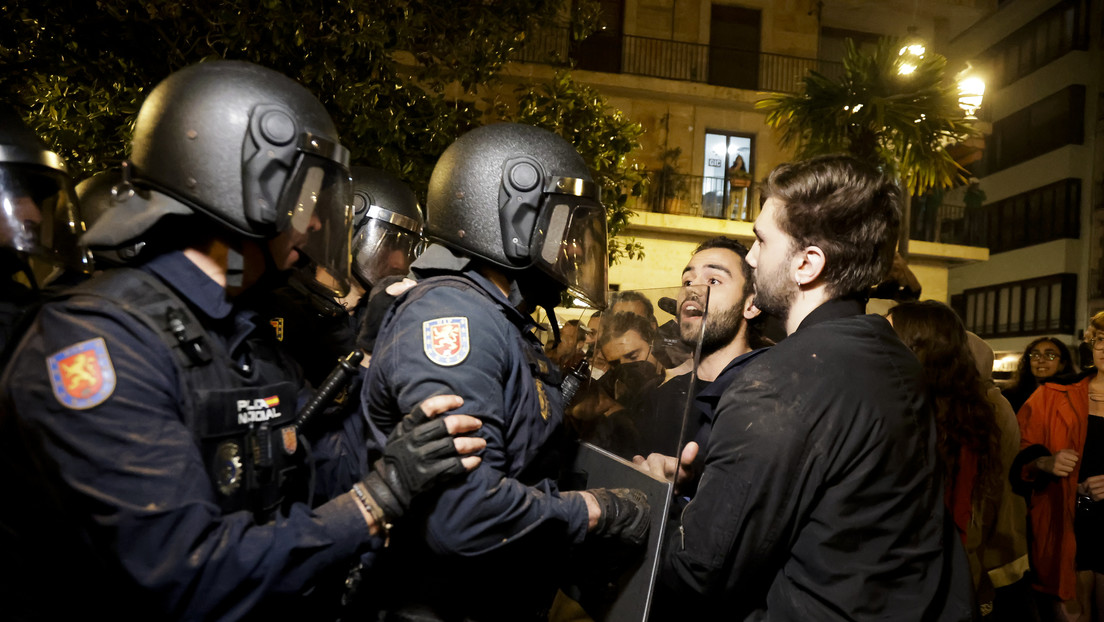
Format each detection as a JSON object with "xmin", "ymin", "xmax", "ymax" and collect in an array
[
  {"xmin": 253, "ymin": 165, "xmax": 425, "ymax": 386},
  {"xmin": 0, "ymin": 106, "xmax": 90, "ymax": 359},
  {"xmin": 0, "ymin": 61, "xmax": 484, "ymax": 620},
  {"xmin": 361, "ymin": 123, "xmax": 650, "ymax": 621}
]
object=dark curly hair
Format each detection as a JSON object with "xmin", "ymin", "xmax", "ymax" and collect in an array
[
  {"xmin": 1011, "ymin": 337, "xmax": 1073, "ymax": 394},
  {"xmin": 887, "ymin": 300, "xmax": 1002, "ymax": 509}
]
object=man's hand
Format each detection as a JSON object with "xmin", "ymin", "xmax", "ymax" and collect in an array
[
  {"xmin": 578, "ymin": 488, "xmax": 650, "ymax": 546},
  {"xmin": 359, "ymin": 395, "xmax": 485, "ymax": 526},
  {"xmin": 1080, "ymin": 474, "xmax": 1104, "ymax": 501},
  {"xmin": 1037, "ymin": 448, "xmax": 1079, "ymax": 478},
  {"xmin": 633, "ymin": 441, "xmax": 699, "ymax": 494}
]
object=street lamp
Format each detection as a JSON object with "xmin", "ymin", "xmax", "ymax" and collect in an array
[{"xmin": 958, "ymin": 74, "xmax": 986, "ymax": 118}]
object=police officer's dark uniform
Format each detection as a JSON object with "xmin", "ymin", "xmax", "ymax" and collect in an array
[
  {"xmin": 0, "ymin": 106, "xmax": 90, "ymax": 361},
  {"xmin": 361, "ymin": 123, "xmax": 650, "ymax": 621},
  {"xmin": 0, "ymin": 61, "xmax": 474, "ymax": 621},
  {"xmin": 253, "ymin": 164, "xmax": 425, "ymax": 387}
]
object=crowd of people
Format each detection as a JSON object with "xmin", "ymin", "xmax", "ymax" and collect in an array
[{"xmin": 1, "ymin": 57, "xmax": 1101, "ymax": 622}]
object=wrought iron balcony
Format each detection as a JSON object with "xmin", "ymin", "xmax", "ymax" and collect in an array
[
  {"xmin": 635, "ymin": 171, "xmax": 758, "ymax": 221},
  {"xmin": 514, "ymin": 26, "xmax": 842, "ymax": 93}
]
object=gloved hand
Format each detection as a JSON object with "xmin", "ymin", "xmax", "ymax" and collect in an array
[
  {"xmin": 359, "ymin": 396, "xmax": 483, "ymax": 528},
  {"xmin": 587, "ymin": 488, "xmax": 651, "ymax": 546}
]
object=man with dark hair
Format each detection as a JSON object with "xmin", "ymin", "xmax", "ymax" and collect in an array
[
  {"xmin": 632, "ymin": 236, "xmax": 763, "ymax": 478},
  {"xmin": 657, "ymin": 155, "xmax": 968, "ymax": 620},
  {"xmin": 610, "ymin": 289, "xmax": 654, "ymax": 322}
]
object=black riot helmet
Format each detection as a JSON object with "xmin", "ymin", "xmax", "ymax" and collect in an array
[
  {"xmin": 82, "ymin": 60, "xmax": 354, "ymax": 296},
  {"xmin": 349, "ymin": 166, "xmax": 424, "ymax": 289},
  {"xmin": 0, "ymin": 106, "xmax": 91, "ymax": 283},
  {"xmin": 426, "ymin": 123, "xmax": 608, "ymax": 309}
]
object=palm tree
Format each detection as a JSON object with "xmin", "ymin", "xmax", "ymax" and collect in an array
[{"xmin": 757, "ymin": 37, "xmax": 977, "ymax": 198}]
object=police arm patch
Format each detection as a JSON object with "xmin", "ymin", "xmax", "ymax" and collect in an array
[
  {"xmin": 423, "ymin": 317, "xmax": 470, "ymax": 366},
  {"xmin": 47, "ymin": 337, "xmax": 117, "ymax": 410}
]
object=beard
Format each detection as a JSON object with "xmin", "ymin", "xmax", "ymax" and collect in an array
[
  {"xmin": 753, "ymin": 263, "xmax": 798, "ymax": 324},
  {"xmin": 680, "ymin": 296, "xmax": 747, "ymax": 356}
]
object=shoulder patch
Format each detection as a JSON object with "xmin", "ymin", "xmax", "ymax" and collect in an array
[
  {"xmin": 47, "ymin": 337, "xmax": 116, "ymax": 410},
  {"xmin": 423, "ymin": 317, "xmax": 470, "ymax": 366}
]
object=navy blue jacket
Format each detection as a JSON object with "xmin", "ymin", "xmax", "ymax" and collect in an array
[
  {"xmin": 361, "ymin": 245, "xmax": 588, "ymax": 619},
  {"xmin": 0, "ymin": 252, "xmax": 372, "ymax": 621}
]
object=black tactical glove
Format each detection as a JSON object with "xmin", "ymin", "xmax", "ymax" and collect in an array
[
  {"xmin": 359, "ymin": 401, "xmax": 468, "ymax": 526},
  {"xmin": 588, "ymin": 488, "xmax": 651, "ymax": 546}
]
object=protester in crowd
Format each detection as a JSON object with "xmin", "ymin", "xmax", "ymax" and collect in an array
[
  {"xmin": 0, "ymin": 60, "xmax": 484, "ymax": 620},
  {"xmin": 360, "ymin": 123, "xmax": 649, "ymax": 621},
  {"xmin": 887, "ymin": 300, "xmax": 1004, "ymax": 617},
  {"xmin": 630, "ymin": 236, "xmax": 764, "ymax": 490},
  {"xmin": 1004, "ymin": 337, "xmax": 1075, "ymax": 413},
  {"xmin": 653, "ymin": 154, "xmax": 969, "ymax": 620},
  {"xmin": 1014, "ymin": 312, "xmax": 1104, "ymax": 621},
  {"xmin": 966, "ymin": 331, "xmax": 1031, "ymax": 621}
]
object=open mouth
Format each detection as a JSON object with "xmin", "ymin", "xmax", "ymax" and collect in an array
[{"xmin": 681, "ymin": 301, "xmax": 704, "ymax": 320}]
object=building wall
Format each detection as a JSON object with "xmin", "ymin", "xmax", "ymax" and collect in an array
[{"xmin": 944, "ymin": 0, "xmax": 1101, "ymax": 356}]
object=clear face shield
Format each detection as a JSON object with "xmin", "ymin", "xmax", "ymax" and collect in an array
[
  {"xmin": 0, "ymin": 163, "xmax": 90, "ymax": 282},
  {"xmin": 531, "ymin": 178, "xmax": 608, "ymax": 310},
  {"xmin": 270, "ymin": 140, "xmax": 353, "ymax": 298},
  {"xmin": 351, "ymin": 205, "xmax": 424, "ymax": 288}
]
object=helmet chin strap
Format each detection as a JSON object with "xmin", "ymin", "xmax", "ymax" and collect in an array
[
  {"xmin": 225, "ymin": 246, "xmax": 245, "ymax": 289},
  {"xmin": 515, "ymin": 269, "xmax": 564, "ymax": 347}
]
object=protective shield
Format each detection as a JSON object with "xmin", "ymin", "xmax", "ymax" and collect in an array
[
  {"xmin": 559, "ymin": 286, "xmax": 707, "ymax": 461},
  {"xmin": 556, "ymin": 285, "xmax": 709, "ymax": 622},
  {"xmin": 560, "ymin": 442, "xmax": 672, "ymax": 622}
]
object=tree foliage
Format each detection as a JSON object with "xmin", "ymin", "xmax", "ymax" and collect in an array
[
  {"xmin": 756, "ymin": 38, "xmax": 977, "ymax": 196},
  {"xmin": 0, "ymin": 0, "xmax": 644, "ymax": 262}
]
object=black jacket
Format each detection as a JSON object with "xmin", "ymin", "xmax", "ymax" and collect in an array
[{"xmin": 659, "ymin": 297, "xmax": 971, "ymax": 620}]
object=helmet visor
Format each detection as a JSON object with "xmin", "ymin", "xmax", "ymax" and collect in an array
[
  {"xmin": 352, "ymin": 216, "xmax": 423, "ymax": 288},
  {"xmin": 0, "ymin": 164, "xmax": 90, "ymax": 274},
  {"xmin": 272, "ymin": 152, "xmax": 353, "ymax": 297},
  {"xmin": 533, "ymin": 199, "xmax": 608, "ymax": 309}
]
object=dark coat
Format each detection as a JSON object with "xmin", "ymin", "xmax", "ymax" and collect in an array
[{"xmin": 659, "ymin": 297, "xmax": 970, "ymax": 620}]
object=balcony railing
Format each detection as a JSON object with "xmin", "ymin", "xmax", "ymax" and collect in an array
[
  {"xmin": 514, "ymin": 26, "xmax": 842, "ymax": 93},
  {"xmin": 909, "ymin": 199, "xmax": 987, "ymax": 247},
  {"xmin": 635, "ymin": 171, "xmax": 758, "ymax": 222}
]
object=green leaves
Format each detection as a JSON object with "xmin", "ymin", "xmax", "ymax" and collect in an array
[
  {"xmin": 2, "ymin": 0, "xmax": 642, "ymax": 265},
  {"xmin": 757, "ymin": 37, "xmax": 977, "ymax": 196}
]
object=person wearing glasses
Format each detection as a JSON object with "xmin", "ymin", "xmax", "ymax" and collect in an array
[
  {"xmin": 1004, "ymin": 337, "xmax": 1075, "ymax": 413},
  {"xmin": 1013, "ymin": 312, "xmax": 1104, "ymax": 620}
]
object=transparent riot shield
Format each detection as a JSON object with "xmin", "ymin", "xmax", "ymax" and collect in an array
[{"xmin": 557, "ymin": 285, "xmax": 709, "ymax": 622}]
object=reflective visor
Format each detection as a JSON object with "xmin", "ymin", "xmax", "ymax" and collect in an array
[
  {"xmin": 352, "ymin": 216, "xmax": 423, "ymax": 288},
  {"xmin": 273, "ymin": 152, "xmax": 353, "ymax": 297},
  {"xmin": 533, "ymin": 199, "xmax": 608, "ymax": 309},
  {"xmin": 0, "ymin": 164, "xmax": 90, "ymax": 274}
]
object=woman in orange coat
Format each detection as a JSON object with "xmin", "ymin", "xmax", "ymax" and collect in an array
[{"xmin": 1015, "ymin": 312, "xmax": 1104, "ymax": 621}]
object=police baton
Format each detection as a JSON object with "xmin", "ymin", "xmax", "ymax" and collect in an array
[{"xmin": 294, "ymin": 350, "xmax": 364, "ymax": 431}]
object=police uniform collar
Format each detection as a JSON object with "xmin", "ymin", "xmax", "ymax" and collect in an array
[
  {"xmin": 142, "ymin": 250, "xmax": 234, "ymax": 320},
  {"xmin": 412, "ymin": 245, "xmax": 532, "ymax": 326}
]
